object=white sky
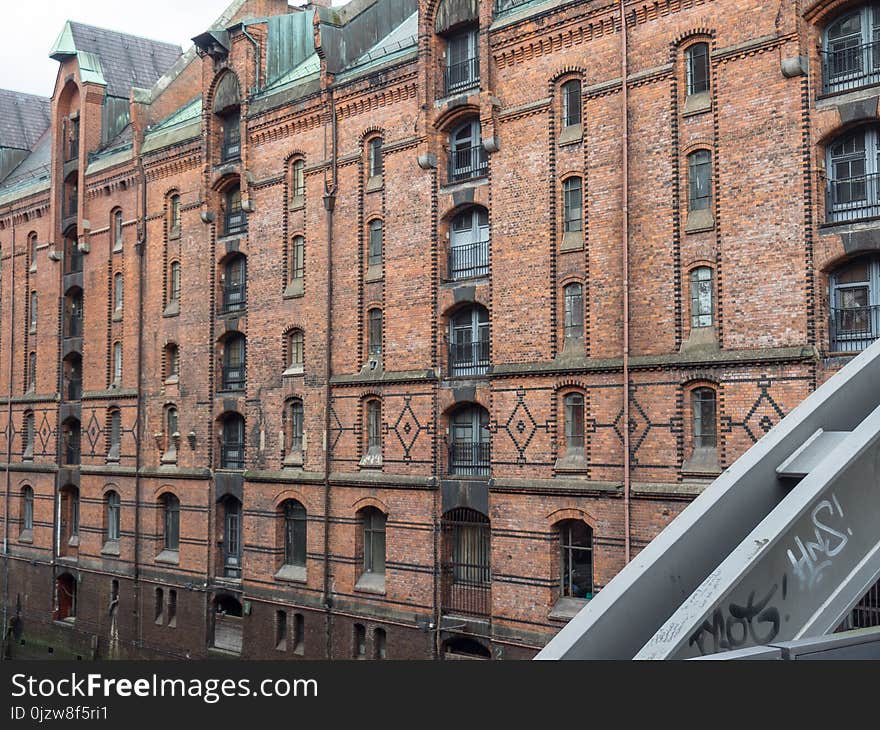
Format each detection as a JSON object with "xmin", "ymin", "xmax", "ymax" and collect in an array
[{"xmin": 0, "ymin": 0, "xmax": 338, "ymax": 97}]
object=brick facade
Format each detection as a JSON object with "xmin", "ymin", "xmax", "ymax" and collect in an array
[{"xmin": 0, "ymin": 0, "xmax": 869, "ymax": 659}]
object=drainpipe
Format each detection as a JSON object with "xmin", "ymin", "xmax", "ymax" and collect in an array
[
  {"xmin": 619, "ymin": 0, "xmax": 632, "ymax": 565},
  {"xmin": 2, "ymin": 223, "xmax": 17, "ymax": 658},
  {"xmin": 134, "ymin": 156, "xmax": 147, "ymax": 649},
  {"xmin": 321, "ymin": 90, "xmax": 338, "ymax": 660}
]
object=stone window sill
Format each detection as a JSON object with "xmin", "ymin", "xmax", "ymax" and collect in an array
[
  {"xmin": 18, "ymin": 530, "xmax": 33, "ymax": 544},
  {"xmin": 283, "ymin": 451, "xmax": 304, "ymax": 468},
  {"xmin": 560, "ymin": 231, "xmax": 584, "ymax": 252},
  {"xmin": 288, "ymin": 195, "xmax": 305, "ymax": 211},
  {"xmin": 558, "ymin": 124, "xmax": 583, "ymax": 146},
  {"xmin": 29, "ymin": 326, "xmax": 36, "ymax": 335},
  {"xmin": 549, "ymin": 596, "xmax": 589, "ymax": 621},
  {"xmin": 365, "ymin": 174, "xmax": 384, "ymax": 193},
  {"xmin": 283, "ymin": 365, "xmax": 304, "ymax": 377},
  {"xmin": 355, "ymin": 572, "xmax": 386, "ymax": 595},
  {"xmin": 274, "ymin": 564, "xmax": 307, "ymax": 583},
  {"xmin": 365, "ymin": 264, "xmax": 383, "ymax": 283},
  {"xmin": 359, "ymin": 448, "xmax": 383, "ymax": 469},
  {"xmin": 163, "ymin": 300, "xmax": 180, "ymax": 318},
  {"xmin": 284, "ymin": 278, "xmax": 304, "ymax": 299},
  {"xmin": 164, "ymin": 374, "xmax": 179, "ymax": 386},
  {"xmin": 685, "ymin": 208, "xmax": 714, "ymax": 233},
  {"xmin": 169, "ymin": 226, "xmax": 181, "ymax": 240},
  {"xmin": 554, "ymin": 449, "xmax": 589, "ymax": 474},
  {"xmin": 101, "ymin": 540, "xmax": 120, "ymax": 557},
  {"xmin": 112, "ymin": 310, "xmax": 122, "ymax": 322},
  {"xmin": 682, "ymin": 447, "xmax": 722, "ymax": 477},
  {"xmin": 112, "ymin": 243, "xmax": 123, "ymax": 254},
  {"xmin": 682, "ymin": 91, "xmax": 711, "ymax": 116},
  {"xmin": 67, "ymin": 535, "xmax": 79, "ymax": 548},
  {"xmin": 156, "ymin": 549, "xmax": 180, "ymax": 565}
]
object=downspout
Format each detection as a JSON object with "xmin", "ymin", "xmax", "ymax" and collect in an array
[
  {"xmin": 321, "ymin": 90, "xmax": 338, "ymax": 660},
  {"xmin": 2, "ymin": 223, "xmax": 17, "ymax": 657},
  {"xmin": 619, "ymin": 0, "xmax": 631, "ymax": 564},
  {"xmin": 134, "ymin": 156, "xmax": 147, "ymax": 649}
]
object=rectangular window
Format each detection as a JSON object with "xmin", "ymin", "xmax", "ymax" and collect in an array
[
  {"xmin": 363, "ymin": 511, "xmax": 386, "ymax": 574},
  {"xmin": 170, "ymin": 262, "xmax": 181, "ymax": 302},
  {"xmin": 369, "ymin": 139, "xmax": 383, "ymax": 178},
  {"xmin": 291, "ymin": 237, "xmax": 304, "ymax": 280},
  {"xmin": 168, "ymin": 589, "xmax": 177, "ymax": 627},
  {"xmin": 565, "ymin": 394, "xmax": 585, "ymax": 449},
  {"xmin": 293, "ymin": 613, "xmax": 304, "ymax": 655},
  {"xmin": 155, "ymin": 588, "xmax": 164, "ymax": 624},
  {"xmin": 693, "ymin": 389, "xmax": 717, "ymax": 449},
  {"xmin": 562, "ymin": 80, "xmax": 582, "ymax": 128},
  {"xmin": 560, "ymin": 522, "xmax": 593, "ymax": 599},
  {"xmin": 293, "ymin": 161, "xmax": 305, "ymax": 198},
  {"xmin": 445, "ymin": 28, "xmax": 479, "ymax": 94},
  {"xmin": 690, "ymin": 267, "xmax": 714, "ymax": 328},
  {"xmin": 368, "ymin": 310, "xmax": 382, "ymax": 356},
  {"xmin": 222, "ymin": 115, "xmax": 241, "ymax": 161},
  {"xmin": 688, "ymin": 150, "xmax": 712, "ymax": 211},
  {"xmin": 276, "ymin": 610, "xmax": 287, "ymax": 650},
  {"xmin": 686, "ymin": 42, "xmax": 710, "ymax": 96},
  {"xmin": 367, "ymin": 402, "xmax": 381, "ymax": 452},
  {"xmin": 368, "ymin": 220, "xmax": 383, "ymax": 267},
  {"xmin": 354, "ymin": 624, "xmax": 366, "ymax": 658},
  {"xmin": 564, "ymin": 284, "xmax": 584, "ymax": 339}
]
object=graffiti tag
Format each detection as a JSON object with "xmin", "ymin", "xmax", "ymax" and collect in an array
[{"xmin": 786, "ymin": 494, "xmax": 851, "ymax": 591}]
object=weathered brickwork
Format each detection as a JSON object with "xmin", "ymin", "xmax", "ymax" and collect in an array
[{"xmin": 0, "ymin": 0, "xmax": 868, "ymax": 659}]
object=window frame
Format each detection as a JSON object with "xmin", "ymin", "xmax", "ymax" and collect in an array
[
  {"xmin": 106, "ymin": 490, "xmax": 121, "ymax": 542},
  {"xmin": 561, "ymin": 79, "xmax": 582, "ymax": 128},
  {"xmin": 691, "ymin": 386, "xmax": 718, "ymax": 450},
  {"xmin": 562, "ymin": 176, "xmax": 583, "ymax": 235},
  {"xmin": 689, "ymin": 266, "xmax": 714, "ymax": 328},
  {"xmin": 685, "ymin": 42, "xmax": 710, "ymax": 96},
  {"xmin": 564, "ymin": 282, "xmax": 584, "ymax": 339},
  {"xmin": 367, "ymin": 308, "xmax": 383, "ymax": 357},
  {"xmin": 361, "ymin": 508, "xmax": 387, "ymax": 576},
  {"xmin": 368, "ymin": 219, "xmax": 383, "ymax": 268},
  {"xmin": 687, "ymin": 149, "xmax": 712, "ymax": 212},
  {"xmin": 559, "ymin": 519, "xmax": 593, "ymax": 599},
  {"xmin": 21, "ymin": 486, "xmax": 34, "ymax": 534},
  {"xmin": 283, "ymin": 500, "xmax": 307, "ymax": 568},
  {"xmin": 448, "ymin": 118, "xmax": 488, "ymax": 182},
  {"xmin": 564, "ymin": 392, "xmax": 585, "ymax": 451},
  {"xmin": 163, "ymin": 493, "xmax": 180, "ymax": 552},
  {"xmin": 368, "ymin": 137, "xmax": 383, "ymax": 179}
]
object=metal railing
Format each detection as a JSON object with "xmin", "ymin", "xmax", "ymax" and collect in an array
[
  {"xmin": 220, "ymin": 442, "xmax": 245, "ymax": 470},
  {"xmin": 822, "ymin": 41, "xmax": 880, "ymax": 94},
  {"xmin": 449, "ymin": 339, "xmax": 489, "ymax": 376},
  {"xmin": 225, "ymin": 211, "xmax": 246, "ymax": 236},
  {"xmin": 495, "ymin": 0, "xmax": 534, "ymax": 14},
  {"xmin": 826, "ymin": 173, "xmax": 880, "ymax": 223},
  {"xmin": 221, "ymin": 283, "xmax": 246, "ymax": 313},
  {"xmin": 221, "ymin": 365, "xmax": 245, "ymax": 391},
  {"xmin": 449, "ymin": 441, "xmax": 490, "ymax": 476},
  {"xmin": 848, "ymin": 579, "xmax": 880, "ymax": 629},
  {"xmin": 441, "ymin": 510, "xmax": 491, "ymax": 617},
  {"xmin": 829, "ymin": 305, "xmax": 880, "ymax": 352},
  {"xmin": 449, "ymin": 240, "xmax": 489, "ymax": 279},
  {"xmin": 445, "ymin": 58, "xmax": 479, "ymax": 95},
  {"xmin": 449, "ymin": 144, "xmax": 488, "ymax": 183}
]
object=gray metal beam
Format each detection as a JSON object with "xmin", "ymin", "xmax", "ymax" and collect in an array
[
  {"xmin": 536, "ymin": 340, "xmax": 880, "ymax": 660},
  {"xmin": 637, "ymin": 403, "xmax": 880, "ymax": 658}
]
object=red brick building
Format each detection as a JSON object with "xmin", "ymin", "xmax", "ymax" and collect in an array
[{"xmin": 0, "ymin": 0, "xmax": 872, "ymax": 659}]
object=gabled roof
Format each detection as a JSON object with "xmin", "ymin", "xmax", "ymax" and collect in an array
[
  {"xmin": 50, "ymin": 21, "xmax": 182, "ymax": 98},
  {"xmin": 0, "ymin": 89, "xmax": 51, "ymax": 151}
]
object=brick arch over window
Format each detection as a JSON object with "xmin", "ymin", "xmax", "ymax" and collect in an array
[
  {"xmin": 546, "ymin": 507, "xmax": 596, "ymax": 529},
  {"xmin": 350, "ymin": 496, "xmax": 389, "ymax": 515}
]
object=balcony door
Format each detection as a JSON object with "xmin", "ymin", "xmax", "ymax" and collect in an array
[
  {"xmin": 449, "ymin": 305, "xmax": 489, "ymax": 376},
  {"xmin": 827, "ymin": 127, "xmax": 880, "ymax": 222},
  {"xmin": 450, "ymin": 405, "xmax": 490, "ymax": 476}
]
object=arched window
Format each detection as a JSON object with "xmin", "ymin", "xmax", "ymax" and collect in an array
[
  {"xmin": 558, "ymin": 520, "xmax": 593, "ymax": 599},
  {"xmin": 108, "ymin": 409, "xmax": 122, "ymax": 461},
  {"xmin": 564, "ymin": 283, "xmax": 584, "ymax": 339},
  {"xmin": 221, "ymin": 413, "xmax": 246, "ymax": 469},
  {"xmin": 112, "ymin": 342, "xmax": 123, "ymax": 385},
  {"xmin": 27, "ymin": 352, "xmax": 36, "ymax": 392},
  {"xmin": 283, "ymin": 500, "xmax": 307, "ymax": 567},
  {"xmin": 449, "ymin": 404, "xmax": 490, "ymax": 476},
  {"xmin": 368, "ymin": 219, "xmax": 383, "ymax": 268},
  {"xmin": 162, "ymin": 493, "xmax": 180, "ymax": 551},
  {"xmin": 292, "ymin": 159, "xmax": 305, "ymax": 200},
  {"xmin": 224, "ymin": 183, "xmax": 245, "ymax": 235},
  {"xmin": 114, "ymin": 272, "xmax": 123, "ymax": 313},
  {"xmin": 564, "ymin": 393, "xmax": 585, "ymax": 451},
  {"xmin": 562, "ymin": 176, "xmax": 583, "ymax": 238},
  {"xmin": 21, "ymin": 486, "xmax": 34, "ymax": 534},
  {"xmin": 29, "ymin": 232, "xmax": 38, "ymax": 270},
  {"xmin": 169, "ymin": 194, "xmax": 181, "ymax": 231},
  {"xmin": 359, "ymin": 507, "xmax": 386, "ymax": 577},
  {"xmin": 23, "ymin": 411, "xmax": 35, "ymax": 459},
  {"xmin": 692, "ymin": 387, "xmax": 717, "ymax": 450},
  {"xmin": 288, "ymin": 399, "xmax": 304, "ymax": 455},
  {"xmin": 823, "ymin": 6, "xmax": 880, "ymax": 93},
  {"xmin": 113, "ymin": 209, "xmax": 124, "ymax": 248},
  {"xmin": 169, "ymin": 261, "xmax": 181, "ymax": 302},
  {"xmin": 367, "ymin": 308, "xmax": 383, "ymax": 357},
  {"xmin": 827, "ymin": 126, "xmax": 880, "ymax": 223},
  {"xmin": 29, "ymin": 290, "xmax": 37, "ymax": 331},
  {"xmin": 450, "ymin": 206, "xmax": 489, "ymax": 279},
  {"xmin": 106, "ymin": 490, "xmax": 120, "ymax": 541},
  {"xmin": 287, "ymin": 330, "xmax": 304, "ymax": 371},
  {"xmin": 445, "ymin": 26, "xmax": 479, "ymax": 94},
  {"xmin": 687, "ymin": 150, "xmax": 712, "ymax": 212},
  {"xmin": 368, "ymin": 137, "xmax": 383, "ymax": 179},
  {"xmin": 829, "ymin": 255, "xmax": 880, "ymax": 352},
  {"xmin": 561, "ymin": 79, "xmax": 582, "ymax": 128},
  {"xmin": 164, "ymin": 343, "xmax": 179, "ymax": 380},
  {"xmin": 690, "ymin": 267, "xmax": 714, "ymax": 328},
  {"xmin": 449, "ymin": 305, "xmax": 489, "ymax": 376},
  {"xmin": 362, "ymin": 399, "xmax": 382, "ymax": 465},
  {"xmin": 685, "ymin": 42, "xmax": 709, "ymax": 96},
  {"xmin": 221, "ymin": 254, "xmax": 247, "ymax": 313},
  {"xmin": 449, "ymin": 118, "xmax": 487, "ymax": 182},
  {"xmin": 222, "ymin": 334, "xmax": 246, "ymax": 391},
  {"xmin": 290, "ymin": 235, "xmax": 305, "ymax": 282},
  {"xmin": 221, "ymin": 496, "xmax": 242, "ymax": 577}
]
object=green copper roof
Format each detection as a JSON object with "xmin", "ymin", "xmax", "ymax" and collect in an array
[{"xmin": 148, "ymin": 96, "xmax": 203, "ymax": 133}]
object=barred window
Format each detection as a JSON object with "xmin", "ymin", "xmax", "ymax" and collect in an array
[
  {"xmin": 690, "ymin": 267, "xmax": 714, "ymax": 328},
  {"xmin": 114, "ymin": 273, "xmax": 123, "ymax": 312},
  {"xmin": 114, "ymin": 210, "xmax": 123, "ymax": 247}
]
